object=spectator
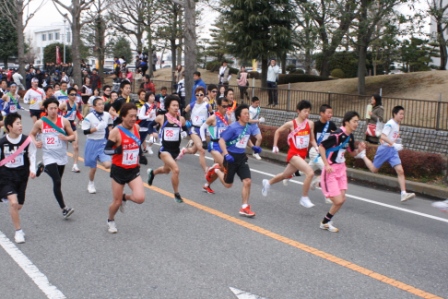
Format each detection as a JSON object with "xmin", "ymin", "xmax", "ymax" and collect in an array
[
  {"xmin": 267, "ymin": 58, "xmax": 280, "ymax": 107},
  {"xmin": 140, "ymin": 75, "xmax": 155, "ymax": 93},
  {"xmin": 90, "ymin": 68, "xmax": 101, "ymax": 90},
  {"xmin": 176, "ymin": 71, "xmax": 186, "ymax": 113},
  {"xmin": 218, "ymin": 60, "xmax": 230, "ymax": 86},
  {"xmin": 191, "ymin": 71, "xmax": 206, "ymax": 105},
  {"xmin": 365, "ymin": 94, "xmax": 384, "ymax": 144},
  {"xmin": 237, "ymin": 66, "xmax": 249, "ymax": 103}
]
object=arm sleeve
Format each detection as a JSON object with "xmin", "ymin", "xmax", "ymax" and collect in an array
[
  {"xmin": 28, "ymin": 141, "xmax": 37, "ymax": 173},
  {"xmin": 104, "ymin": 139, "xmax": 117, "ymax": 155},
  {"xmin": 23, "ymin": 91, "xmax": 30, "ymax": 104},
  {"xmin": 200, "ymin": 122, "xmax": 208, "ymax": 141}
]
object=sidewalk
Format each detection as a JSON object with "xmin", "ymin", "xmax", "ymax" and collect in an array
[{"xmin": 248, "ymin": 148, "xmax": 447, "ymax": 200}]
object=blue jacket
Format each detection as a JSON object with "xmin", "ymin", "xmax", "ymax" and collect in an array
[{"xmin": 191, "ymin": 78, "xmax": 206, "ymax": 105}]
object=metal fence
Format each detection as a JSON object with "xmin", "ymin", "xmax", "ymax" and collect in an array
[{"xmin": 147, "ymin": 79, "xmax": 448, "ymax": 131}]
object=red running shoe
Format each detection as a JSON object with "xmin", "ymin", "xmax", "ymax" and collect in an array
[
  {"xmin": 202, "ymin": 185, "xmax": 215, "ymax": 194},
  {"xmin": 239, "ymin": 205, "xmax": 255, "ymax": 218},
  {"xmin": 205, "ymin": 163, "xmax": 220, "ymax": 183}
]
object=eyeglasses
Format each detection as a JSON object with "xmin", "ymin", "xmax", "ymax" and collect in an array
[
  {"xmin": 211, "ymin": 90, "xmax": 217, "ymax": 93},
  {"xmin": 69, "ymin": 94, "xmax": 77, "ymax": 96},
  {"xmin": 196, "ymin": 94, "xmax": 204, "ymax": 97},
  {"xmin": 221, "ymin": 105, "xmax": 229, "ymax": 108}
]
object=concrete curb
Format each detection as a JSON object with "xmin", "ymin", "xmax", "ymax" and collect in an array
[{"xmin": 246, "ymin": 148, "xmax": 447, "ymax": 200}]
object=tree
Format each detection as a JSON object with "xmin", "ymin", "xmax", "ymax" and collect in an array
[
  {"xmin": 53, "ymin": 0, "xmax": 93, "ymax": 86},
  {"xmin": 206, "ymin": 16, "xmax": 229, "ymax": 63},
  {"xmin": 222, "ymin": 0, "xmax": 294, "ymax": 87},
  {"xmin": 0, "ymin": 18, "xmax": 18, "ymax": 66},
  {"xmin": 43, "ymin": 43, "xmax": 72, "ymax": 65},
  {"xmin": 427, "ymin": 0, "xmax": 448, "ymax": 70},
  {"xmin": 112, "ymin": 36, "xmax": 133, "ymax": 64},
  {"xmin": 401, "ymin": 37, "xmax": 438, "ymax": 72}
]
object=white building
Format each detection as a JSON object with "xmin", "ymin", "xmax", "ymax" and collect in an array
[{"xmin": 31, "ymin": 22, "xmax": 71, "ymax": 68}]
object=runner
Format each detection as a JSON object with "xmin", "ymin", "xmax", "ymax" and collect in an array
[
  {"xmin": 0, "ymin": 113, "xmax": 36, "ymax": 243},
  {"xmin": 138, "ymin": 91, "xmax": 158, "ymax": 154},
  {"xmin": 54, "ymin": 81, "xmax": 69, "ymax": 104},
  {"xmin": 82, "ymin": 97, "xmax": 113, "ymax": 194},
  {"xmin": 248, "ymin": 96, "xmax": 265, "ymax": 160},
  {"xmin": 147, "ymin": 95, "xmax": 188, "ymax": 203},
  {"xmin": 111, "ymin": 81, "xmax": 132, "ymax": 127},
  {"xmin": 23, "ymin": 78, "xmax": 45, "ymax": 123},
  {"xmin": 29, "ymin": 97, "xmax": 75, "ymax": 219},
  {"xmin": 319, "ymin": 111, "xmax": 366, "ymax": 232},
  {"xmin": 354, "ymin": 105, "xmax": 415, "ymax": 202},
  {"xmin": 59, "ymin": 87, "xmax": 83, "ymax": 173},
  {"xmin": 261, "ymin": 100, "xmax": 317, "ymax": 208},
  {"xmin": 213, "ymin": 104, "xmax": 261, "ymax": 217},
  {"xmin": 2, "ymin": 84, "xmax": 24, "ymax": 116},
  {"xmin": 178, "ymin": 86, "xmax": 213, "ymax": 173},
  {"xmin": 104, "ymin": 102, "xmax": 145, "ymax": 233},
  {"xmin": 201, "ymin": 97, "xmax": 231, "ymax": 194},
  {"xmin": 308, "ymin": 104, "xmax": 338, "ymax": 204}
]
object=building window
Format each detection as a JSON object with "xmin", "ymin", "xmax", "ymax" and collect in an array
[
  {"xmin": 42, "ymin": 34, "xmax": 46, "ymax": 41},
  {"xmin": 67, "ymin": 34, "xmax": 70, "ymax": 43},
  {"xmin": 55, "ymin": 32, "xmax": 60, "ymax": 40},
  {"xmin": 48, "ymin": 33, "xmax": 53, "ymax": 41}
]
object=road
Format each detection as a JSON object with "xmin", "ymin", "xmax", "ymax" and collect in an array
[{"xmin": 0, "ymin": 111, "xmax": 447, "ymax": 299}]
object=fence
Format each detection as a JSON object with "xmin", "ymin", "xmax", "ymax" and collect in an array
[{"xmin": 146, "ymin": 79, "xmax": 448, "ymax": 131}]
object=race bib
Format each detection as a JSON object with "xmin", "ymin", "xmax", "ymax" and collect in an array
[
  {"xmin": 163, "ymin": 127, "xmax": 180, "ymax": 141},
  {"xmin": 335, "ymin": 149, "xmax": 346, "ymax": 163},
  {"xmin": 316, "ymin": 132, "xmax": 330, "ymax": 142},
  {"xmin": 236, "ymin": 135, "xmax": 250, "ymax": 149},
  {"xmin": 45, "ymin": 136, "xmax": 62, "ymax": 149},
  {"xmin": 192, "ymin": 115, "xmax": 206, "ymax": 126},
  {"xmin": 122, "ymin": 149, "xmax": 139, "ymax": 165},
  {"xmin": 10, "ymin": 105, "xmax": 17, "ymax": 113},
  {"xmin": 218, "ymin": 127, "xmax": 226, "ymax": 136},
  {"xmin": 5, "ymin": 153, "xmax": 24, "ymax": 168},
  {"xmin": 295, "ymin": 135, "xmax": 310, "ymax": 149}
]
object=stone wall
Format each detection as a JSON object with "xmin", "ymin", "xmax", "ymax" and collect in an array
[{"xmin": 261, "ymin": 108, "xmax": 448, "ymax": 156}]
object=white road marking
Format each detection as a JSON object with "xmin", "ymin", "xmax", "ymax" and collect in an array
[
  {"xmin": 0, "ymin": 230, "xmax": 66, "ymax": 299},
  {"xmin": 229, "ymin": 287, "xmax": 269, "ymax": 299}
]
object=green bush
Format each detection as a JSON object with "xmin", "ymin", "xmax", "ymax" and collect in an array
[
  {"xmin": 286, "ymin": 64, "xmax": 296, "ymax": 73},
  {"xmin": 291, "ymin": 69, "xmax": 305, "ymax": 74},
  {"xmin": 277, "ymin": 74, "xmax": 331, "ymax": 85},
  {"xmin": 248, "ymin": 71, "xmax": 261, "ymax": 80},
  {"xmin": 205, "ymin": 60, "xmax": 221, "ymax": 72},
  {"xmin": 331, "ymin": 68, "xmax": 345, "ymax": 78},
  {"xmin": 229, "ymin": 67, "xmax": 239, "ymax": 75}
]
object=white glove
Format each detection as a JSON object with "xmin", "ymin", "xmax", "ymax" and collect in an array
[
  {"xmin": 272, "ymin": 146, "xmax": 279, "ymax": 153},
  {"xmin": 181, "ymin": 131, "xmax": 188, "ymax": 139},
  {"xmin": 96, "ymin": 122, "xmax": 107, "ymax": 131},
  {"xmin": 393, "ymin": 143, "xmax": 403, "ymax": 151},
  {"xmin": 259, "ymin": 117, "xmax": 265, "ymax": 123}
]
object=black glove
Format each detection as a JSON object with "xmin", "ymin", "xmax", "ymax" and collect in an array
[{"xmin": 202, "ymin": 141, "xmax": 208, "ymax": 150}]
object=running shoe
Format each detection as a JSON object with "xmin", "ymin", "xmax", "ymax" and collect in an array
[
  {"xmin": 186, "ymin": 140, "xmax": 194, "ymax": 149},
  {"xmin": 354, "ymin": 149, "xmax": 366, "ymax": 159},
  {"xmin": 62, "ymin": 207, "xmax": 74, "ymax": 219},
  {"xmin": 310, "ymin": 176, "xmax": 320, "ymax": 191},
  {"xmin": 239, "ymin": 205, "xmax": 255, "ymax": 217},
  {"xmin": 120, "ymin": 194, "xmax": 126, "ymax": 213},
  {"xmin": 87, "ymin": 182, "xmax": 96, "ymax": 194},
  {"xmin": 143, "ymin": 148, "xmax": 148, "ymax": 154},
  {"xmin": 261, "ymin": 179, "xmax": 270, "ymax": 197},
  {"xmin": 147, "ymin": 168, "xmax": 155, "ymax": 186},
  {"xmin": 72, "ymin": 164, "xmax": 81, "ymax": 173},
  {"xmin": 14, "ymin": 230, "xmax": 25, "ymax": 244},
  {"xmin": 36, "ymin": 161, "xmax": 44, "ymax": 177},
  {"xmin": 176, "ymin": 147, "xmax": 188, "ymax": 160},
  {"xmin": 400, "ymin": 192, "xmax": 415, "ymax": 202},
  {"xmin": 253, "ymin": 153, "xmax": 262, "ymax": 160},
  {"xmin": 300, "ymin": 197, "xmax": 315, "ymax": 208},
  {"xmin": 432, "ymin": 199, "xmax": 448, "ymax": 213},
  {"xmin": 205, "ymin": 163, "xmax": 220, "ymax": 183},
  {"xmin": 320, "ymin": 221, "xmax": 339, "ymax": 233},
  {"xmin": 282, "ymin": 179, "xmax": 289, "ymax": 186},
  {"xmin": 147, "ymin": 147, "xmax": 154, "ymax": 155},
  {"xmin": 203, "ymin": 185, "xmax": 215, "ymax": 194},
  {"xmin": 174, "ymin": 192, "xmax": 184, "ymax": 203},
  {"xmin": 107, "ymin": 220, "xmax": 118, "ymax": 234},
  {"xmin": 325, "ymin": 198, "xmax": 332, "ymax": 204}
]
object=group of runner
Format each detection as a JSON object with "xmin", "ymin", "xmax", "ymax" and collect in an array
[{"xmin": 1, "ymin": 79, "xmax": 446, "ymax": 243}]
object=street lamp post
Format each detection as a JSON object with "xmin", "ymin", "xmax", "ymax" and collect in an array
[{"xmin": 63, "ymin": 19, "xmax": 66, "ymax": 63}]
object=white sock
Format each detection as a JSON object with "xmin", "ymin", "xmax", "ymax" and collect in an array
[
  {"xmin": 242, "ymin": 204, "xmax": 248, "ymax": 209},
  {"xmin": 401, "ymin": 191, "xmax": 406, "ymax": 195},
  {"xmin": 204, "ymin": 183, "xmax": 209, "ymax": 187},
  {"xmin": 16, "ymin": 229, "xmax": 23, "ymax": 233},
  {"xmin": 301, "ymin": 196, "xmax": 309, "ymax": 200},
  {"xmin": 89, "ymin": 181, "xmax": 94, "ymax": 185}
]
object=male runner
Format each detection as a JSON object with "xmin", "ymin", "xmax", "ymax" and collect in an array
[
  {"xmin": 30, "ymin": 97, "xmax": 75, "ymax": 218},
  {"xmin": 261, "ymin": 100, "xmax": 317, "ymax": 208},
  {"xmin": 23, "ymin": 78, "xmax": 45, "ymax": 123},
  {"xmin": 54, "ymin": 81, "xmax": 69, "ymax": 104},
  {"xmin": 248, "ymin": 96, "xmax": 265, "ymax": 160},
  {"xmin": 104, "ymin": 103, "xmax": 145, "ymax": 233},
  {"xmin": 0, "ymin": 113, "xmax": 36, "ymax": 243},
  {"xmin": 82, "ymin": 97, "xmax": 113, "ymax": 194}
]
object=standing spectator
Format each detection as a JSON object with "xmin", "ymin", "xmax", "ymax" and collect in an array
[
  {"xmin": 90, "ymin": 68, "xmax": 101, "ymax": 90},
  {"xmin": 140, "ymin": 75, "xmax": 155, "ymax": 93},
  {"xmin": 237, "ymin": 66, "xmax": 249, "ymax": 103},
  {"xmin": 140, "ymin": 58, "xmax": 148, "ymax": 76},
  {"xmin": 218, "ymin": 60, "xmax": 230, "ymax": 87},
  {"xmin": 365, "ymin": 94, "xmax": 384, "ymax": 144},
  {"xmin": 267, "ymin": 58, "xmax": 280, "ymax": 107},
  {"xmin": 176, "ymin": 71, "xmax": 186, "ymax": 113},
  {"xmin": 113, "ymin": 57, "xmax": 121, "ymax": 77},
  {"xmin": 35, "ymin": 69, "xmax": 45, "ymax": 87},
  {"xmin": 191, "ymin": 71, "xmax": 207, "ymax": 105}
]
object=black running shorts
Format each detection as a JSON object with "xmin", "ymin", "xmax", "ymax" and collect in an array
[
  {"xmin": 110, "ymin": 165, "xmax": 140, "ymax": 185},
  {"xmin": 223, "ymin": 153, "xmax": 251, "ymax": 184},
  {"xmin": 0, "ymin": 180, "xmax": 28, "ymax": 205}
]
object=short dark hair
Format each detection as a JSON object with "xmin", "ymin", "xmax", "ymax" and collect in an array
[
  {"xmin": 44, "ymin": 85, "xmax": 54, "ymax": 92},
  {"xmin": 110, "ymin": 91, "xmax": 118, "ymax": 97},
  {"xmin": 216, "ymin": 97, "xmax": 229, "ymax": 106},
  {"xmin": 224, "ymin": 88, "xmax": 234, "ymax": 97},
  {"xmin": 60, "ymin": 81, "xmax": 68, "ymax": 85},
  {"xmin": 119, "ymin": 103, "xmax": 137, "ymax": 118},
  {"xmin": 319, "ymin": 104, "xmax": 332, "ymax": 114},
  {"xmin": 342, "ymin": 111, "xmax": 360, "ymax": 127},
  {"xmin": 93, "ymin": 97, "xmax": 103, "ymax": 106},
  {"xmin": 297, "ymin": 100, "xmax": 312, "ymax": 111},
  {"xmin": 195, "ymin": 86, "xmax": 205, "ymax": 94},
  {"xmin": 120, "ymin": 81, "xmax": 131, "ymax": 89},
  {"xmin": 102, "ymin": 85, "xmax": 111, "ymax": 91},
  {"xmin": 164, "ymin": 94, "xmax": 180, "ymax": 110},
  {"xmin": 193, "ymin": 71, "xmax": 201, "ymax": 77},
  {"xmin": 235, "ymin": 103, "xmax": 249, "ymax": 121},
  {"xmin": 207, "ymin": 84, "xmax": 218, "ymax": 92},
  {"xmin": 67, "ymin": 87, "xmax": 77, "ymax": 95},
  {"xmin": 251, "ymin": 96, "xmax": 259, "ymax": 103},
  {"xmin": 392, "ymin": 105, "xmax": 404, "ymax": 117},
  {"xmin": 4, "ymin": 112, "xmax": 21, "ymax": 132},
  {"xmin": 145, "ymin": 92, "xmax": 154, "ymax": 102},
  {"xmin": 138, "ymin": 89, "xmax": 146, "ymax": 96},
  {"xmin": 43, "ymin": 97, "xmax": 59, "ymax": 109}
]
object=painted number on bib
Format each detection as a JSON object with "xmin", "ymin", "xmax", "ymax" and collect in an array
[
  {"xmin": 164, "ymin": 127, "xmax": 180, "ymax": 141},
  {"xmin": 122, "ymin": 149, "xmax": 139, "ymax": 165},
  {"xmin": 10, "ymin": 105, "xmax": 17, "ymax": 113},
  {"xmin": 6, "ymin": 153, "xmax": 24, "ymax": 168},
  {"xmin": 335, "ymin": 149, "xmax": 346, "ymax": 163},
  {"xmin": 295, "ymin": 135, "xmax": 310, "ymax": 149},
  {"xmin": 236, "ymin": 135, "xmax": 250, "ymax": 149},
  {"xmin": 45, "ymin": 136, "xmax": 61, "ymax": 149}
]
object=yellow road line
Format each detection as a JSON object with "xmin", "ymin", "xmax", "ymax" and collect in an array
[{"xmin": 68, "ymin": 153, "xmax": 443, "ymax": 299}]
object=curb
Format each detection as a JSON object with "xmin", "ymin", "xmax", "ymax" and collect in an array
[{"xmin": 247, "ymin": 148, "xmax": 447, "ymax": 200}]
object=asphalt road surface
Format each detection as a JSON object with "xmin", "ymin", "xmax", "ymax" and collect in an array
[{"xmin": 0, "ymin": 111, "xmax": 447, "ymax": 299}]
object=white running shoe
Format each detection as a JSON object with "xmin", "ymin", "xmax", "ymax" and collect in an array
[
  {"xmin": 253, "ymin": 153, "xmax": 262, "ymax": 160},
  {"xmin": 14, "ymin": 230, "xmax": 25, "ymax": 244},
  {"xmin": 432, "ymin": 199, "xmax": 448, "ymax": 213},
  {"xmin": 300, "ymin": 197, "xmax": 315, "ymax": 208},
  {"xmin": 320, "ymin": 221, "xmax": 339, "ymax": 233},
  {"xmin": 325, "ymin": 197, "xmax": 332, "ymax": 204},
  {"xmin": 108, "ymin": 220, "xmax": 118, "ymax": 234},
  {"xmin": 310, "ymin": 176, "xmax": 320, "ymax": 190},
  {"xmin": 87, "ymin": 182, "xmax": 96, "ymax": 194},
  {"xmin": 354, "ymin": 149, "xmax": 366, "ymax": 159},
  {"xmin": 186, "ymin": 140, "xmax": 194, "ymax": 149},
  {"xmin": 400, "ymin": 192, "xmax": 415, "ymax": 202},
  {"xmin": 147, "ymin": 146, "xmax": 154, "ymax": 155},
  {"xmin": 72, "ymin": 164, "xmax": 80, "ymax": 173},
  {"xmin": 262, "ymin": 179, "xmax": 270, "ymax": 197},
  {"xmin": 282, "ymin": 179, "xmax": 289, "ymax": 186}
]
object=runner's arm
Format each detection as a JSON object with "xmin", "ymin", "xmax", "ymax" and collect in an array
[
  {"xmin": 29, "ymin": 120, "xmax": 43, "ymax": 148},
  {"xmin": 104, "ymin": 128, "xmax": 122, "ymax": 155},
  {"xmin": 309, "ymin": 121, "xmax": 318, "ymax": 151},
  {"xmin": 27, "ymin": 141, "xmax": 37, "ymax": 175},
  {"xmin": 273, "ymin": 121, "xmax": 292, "ymax": 148},
  {"xmin": 61, "ymin": 118, "xmax": 75, "ymax": 141}
]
